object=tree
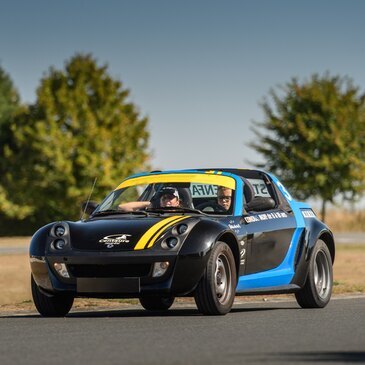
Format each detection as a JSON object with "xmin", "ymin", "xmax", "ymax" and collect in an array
[
  {"xmin": 0, "ymin": 66, "xmax": 20, "ymax": 126},
  {"xmin": 0, "ymin": 54, "xmax": 149, "ymax": 232},
  {"xmin": 250, "ymin": 74, "xmax": 365, "ymax": 221},
  {"xmin": 0, "ymin": 66, "xmax": 29, "ymax": 223}
]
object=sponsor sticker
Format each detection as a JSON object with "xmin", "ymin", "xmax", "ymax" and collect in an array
[
  {"xmin": 239, "ymin": 239, "xmax": 246, "ymax": 266},
  {"xmin": 244, "ymin": 211, "xmax": 288, "ymax": 224},
  {"xmin": 99, "ymin": 234, "xmax": 132, "ymax": 248},
  {"xmin": 190, "ymin": 184, "xmax": 218, "ymax": 198},
  {"xmin": 301, "ymin": 210, "xmax": 316, "ymax": 218}
]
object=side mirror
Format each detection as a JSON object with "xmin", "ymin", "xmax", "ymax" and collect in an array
[
  {"xmin": 245, "ymin": 196, "xmax": 276, "ymax": 212},
  {"xmin": 81, "ymin": 201, "xmax": 99, "ymax": 216}
]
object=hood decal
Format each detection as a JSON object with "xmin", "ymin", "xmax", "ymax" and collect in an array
[
  {"xmin": 99, "ymin": 234, "xmax": 132, "ymax": 248},
  {"xmin": 134, "ymin": 216, "xmax": 190, "ymax": 250}
]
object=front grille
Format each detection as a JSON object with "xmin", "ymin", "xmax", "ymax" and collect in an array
[{"xmin": 67, "ymin": 264, "xmax": 152, "ymax": 278}]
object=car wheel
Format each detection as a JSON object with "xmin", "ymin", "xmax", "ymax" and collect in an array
[
  {"xmin": 194, "ymin": 241, "xmax": 237, "ymax": 315},
  {"xmin": 295, "ymin": 240, "xmax": 333, "ymax": 308},
  {"xmin": 31, "ymin": 275, "xmax": 74, "ymax": 317},
  {"xmin": 139, "ymin": 296, "xmax": 175, "ymax": 311}
]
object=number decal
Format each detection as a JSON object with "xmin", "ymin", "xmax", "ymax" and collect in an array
[{"xmin": 276, "ymin": 181, "xmax": 293, "ymax": 201}]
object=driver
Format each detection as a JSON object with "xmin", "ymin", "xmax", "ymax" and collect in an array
[
  {"xmin": 158, "ymin": 187, "xmax": 180, "ymax": 208},
  {"xmin": 118, "ymin": 187, "xmax": 181, "ymax": 211},
  {"xmin": 217, "ymin": 186, "xmax": 232, "ymax": 211}
]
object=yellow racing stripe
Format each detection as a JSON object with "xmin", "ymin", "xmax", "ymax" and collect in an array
[
  {"xmin": 134, "ymin": 216, "xmax": 189, "ymax": 250},
  {"xmin": 146, "ymin": 216, "xmax": 189, "ymax": 248}
]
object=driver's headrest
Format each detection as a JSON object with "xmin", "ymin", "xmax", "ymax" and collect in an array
[
  {"xmin": 176, "ymin": 187, "xmax": 194, "ymax": 209},
  {"xmin": 242, "ymin": 178, "xmax": 255, "ymax": 204}
]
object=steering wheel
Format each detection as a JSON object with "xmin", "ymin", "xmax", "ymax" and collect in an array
[{"xmin": 196, "ymin": 201, "xmax": 227, "ymax": 213}]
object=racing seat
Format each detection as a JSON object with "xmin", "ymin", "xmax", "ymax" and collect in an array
[
  {"xmin": 243, "ymin": 178, "xmax": 276, "ymax": 212},
  {"xmin": 242, "ymin": 178, "xmax": 255, "ymax": 212},
  {"xmin": 177, "ymin": 187, "xmax": 194, "ymax": 209}
]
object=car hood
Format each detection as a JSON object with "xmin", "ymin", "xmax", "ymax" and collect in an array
[{"xmin": 68, "ymin": 215, "xmax": 190, "ymax": 251}]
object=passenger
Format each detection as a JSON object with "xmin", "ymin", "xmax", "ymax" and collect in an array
[{"xmin": 217, "ymin": 186, "xmax": 232, "ymax": 211}]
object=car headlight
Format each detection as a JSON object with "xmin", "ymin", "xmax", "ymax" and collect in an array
[
  {"xmin": 50, "ymin": 222, "xmax": 70, "ymax": 251},
  {"xmin": 152, "ymin": 262, "xmax": 170, "ymax": 277},
  {"xmin": 54, "ymin": 225, "xmax": 66, "ymax": 237},
  {"xmin": 53, "ymin": 263, "xmax": 70, "ymax": 278},
  {"xmin": 54, "ymin": 239, "xmax": 66, "ymax": 250},
  {"xmin": 166, "ymin": 237, "xmax": 179, "ymax": 248},
  {"xmin": 161, "ymin": 222, "xmax": 192, "ymax": 250},
  {"xmin": 177, "ymin": 224, "xmax": 188, "ymax": 235}
]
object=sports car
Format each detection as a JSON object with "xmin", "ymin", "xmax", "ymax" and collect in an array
[{"xmin": 30, "ymin": 169, "xmax": 335, "ymax": 316}]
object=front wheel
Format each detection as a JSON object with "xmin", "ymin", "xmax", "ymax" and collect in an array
[
  {"xmin": 31, "ymin": 275, "xmax": 74, "ymax": 317},
  {"xmin": 139, "ymin": 296, "xmax": 175, "ymax": 311},
  {"xmin": 295, "ymin": 240, "xmax": 333, "ymax": 308},
  {"xmin": 194, "ymin": 241, "xmax": 237, "ymax": 315}
]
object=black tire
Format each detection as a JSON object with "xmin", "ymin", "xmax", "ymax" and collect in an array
[
  {"xmin": 31, "ymin": 275, "xmax": 74, "ymax": 317},
  {"xmin": 295, "ymin": 240, "xmax": 333, "ymax": 308},
  {"xmin": 139, "ymin": 296, "xmax": 175, "ymax": 311},
  {"xmin": 194, "ymin": 241, "xmax": 237, "ymax": 315}
]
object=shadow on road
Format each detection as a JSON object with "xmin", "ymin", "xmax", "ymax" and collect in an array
[
  {"xmin": 1, "ymin": 304, "xmax": 299, "ymax": 318},
  {"xmin": 255, "ymin": 351, "xmax": 365, "ymax": 363}
]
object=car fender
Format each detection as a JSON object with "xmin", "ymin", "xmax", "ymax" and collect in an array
[
  {"xmin": 171, "ymin": 219, "xmax": 239, "ymax": 295},
  {"xmin": 179, "ymin": 218, "xmax": 239, "ymax": 256},
  {"xmin": 29, "ymin": 223, "xmax": 55, "ymax": 290},
  {"xmin": 291, "ymin": 217, "xmax": 335, "ymax": 288},
  {"xmin": 29, "ymin": 223, "xmax": 55, "ymax": 257}
]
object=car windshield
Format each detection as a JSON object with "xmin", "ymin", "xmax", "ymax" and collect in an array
[{"xmin": 94, "ymin": 178, "xmax": 235, "ymax": 215}]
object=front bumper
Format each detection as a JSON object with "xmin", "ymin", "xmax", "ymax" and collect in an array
[{"xmin": 30, "ymin": 249, "xmax": 209, "ymax": 298}]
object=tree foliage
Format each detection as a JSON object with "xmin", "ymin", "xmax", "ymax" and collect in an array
[
  {"xmin": 250, "ymin": 74, "xmax": 365, "ymax": 221},
  {"xmin": 0, "ymin": 54, "xmax": 149, "ymax": 232},
  {"xmin": 0, "ymin": 66, "xmax": 26, "ymax": 222}
]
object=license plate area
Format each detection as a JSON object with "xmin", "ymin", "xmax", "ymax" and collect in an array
[{"xmin": 77, "ymin": 277, "xmax": 140, "ymax": 293}]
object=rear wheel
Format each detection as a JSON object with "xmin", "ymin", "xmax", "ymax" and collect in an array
[
  {"xmin": 139, "ymin": 296, "xmax": 175, "ymax": 311},
  {"xmin": 31, "ymin": 275, "xmax": 74, "ymax": 317},
  {"xmin": 295, "ymin": 240, "xmax": 333, "ymax": 308},
  {"xmin": 194, "ymin": 241, "xmax": 237, "ymax": 315}
]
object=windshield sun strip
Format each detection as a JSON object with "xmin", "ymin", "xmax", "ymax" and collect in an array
[{"xmin": 115, "ymin": 173, "xmax": 236, "ymax": 191}]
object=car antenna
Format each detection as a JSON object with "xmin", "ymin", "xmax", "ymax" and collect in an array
[{"xmin": 81, "ymin": 177, "xmax": 98, "ymax": 221}]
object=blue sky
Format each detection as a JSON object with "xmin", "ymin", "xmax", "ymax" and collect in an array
[{"xmin": 1, "ymin": 0, "xmax": 365, "ymax": 171}]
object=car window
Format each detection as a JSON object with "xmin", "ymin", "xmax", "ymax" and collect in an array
[{"xmin": 247, "ymin": 178, "xmax": 272, "ymax": 198}]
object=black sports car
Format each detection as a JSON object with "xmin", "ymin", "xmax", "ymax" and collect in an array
[{"xmin": 30, "ymin": 169, "xmax": 335, "ymax": 316}]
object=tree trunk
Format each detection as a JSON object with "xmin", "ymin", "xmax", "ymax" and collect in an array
[{"xmin": 321, "ymin": 200, "xmax": 326, "ymax": 223}]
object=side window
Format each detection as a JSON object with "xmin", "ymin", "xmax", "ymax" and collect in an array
[{"xmin": 247, "ymin": 178, "xmax": 272, "ymax": 198}]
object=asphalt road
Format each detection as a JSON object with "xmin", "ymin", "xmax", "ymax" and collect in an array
[{"xmin": 0, "ymin": 297, "xmax": 364, "ymax": 365}]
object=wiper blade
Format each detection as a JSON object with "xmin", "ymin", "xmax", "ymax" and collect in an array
[
  {"xmin": 91, "ymin": 209, "xmax": 148, "ymax": 217},
  {"xmin": 146, "ymin": 207, "xmax": 204, "ymax": 215}
]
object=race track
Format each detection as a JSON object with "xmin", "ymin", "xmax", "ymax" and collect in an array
[{"xmin": 0, "ymin": 296, "xmax": 364, "ymax": 364}]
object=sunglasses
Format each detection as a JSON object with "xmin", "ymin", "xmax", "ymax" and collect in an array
[
  {"xmin": 218, "ymin": 195, "xmax": 232, "ymax": 201},
  {"xmin": 161, "ymin": 194, "xmax": 178, "ymax": 201}
]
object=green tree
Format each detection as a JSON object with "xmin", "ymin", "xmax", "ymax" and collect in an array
[
  {"xmin": 0, "ymin": 66, "xmax": 28, "ymax": 222},
  {"xmin": 0, "ymin": 66, "xmax": 20, "ymax": 126},
  {"xmin": 1, "ymin": 54, "xmax": 149, "ymax": 233},
  {"xmin": 250, "ymin": 74, "xmax": 365, "ymax": 221}
]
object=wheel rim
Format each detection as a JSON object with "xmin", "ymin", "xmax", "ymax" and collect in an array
[
  {"xmin": 214, "ymin": 252, "xmax": 232, "ymax": 305},
  {"xmin": 314, "ymin": 249, "xmax": 331, "ymax": 299}
]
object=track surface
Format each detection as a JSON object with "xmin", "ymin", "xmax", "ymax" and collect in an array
[{"xmin": 1, "ymin": 297, "xmax": 364, "ymax": 364}]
